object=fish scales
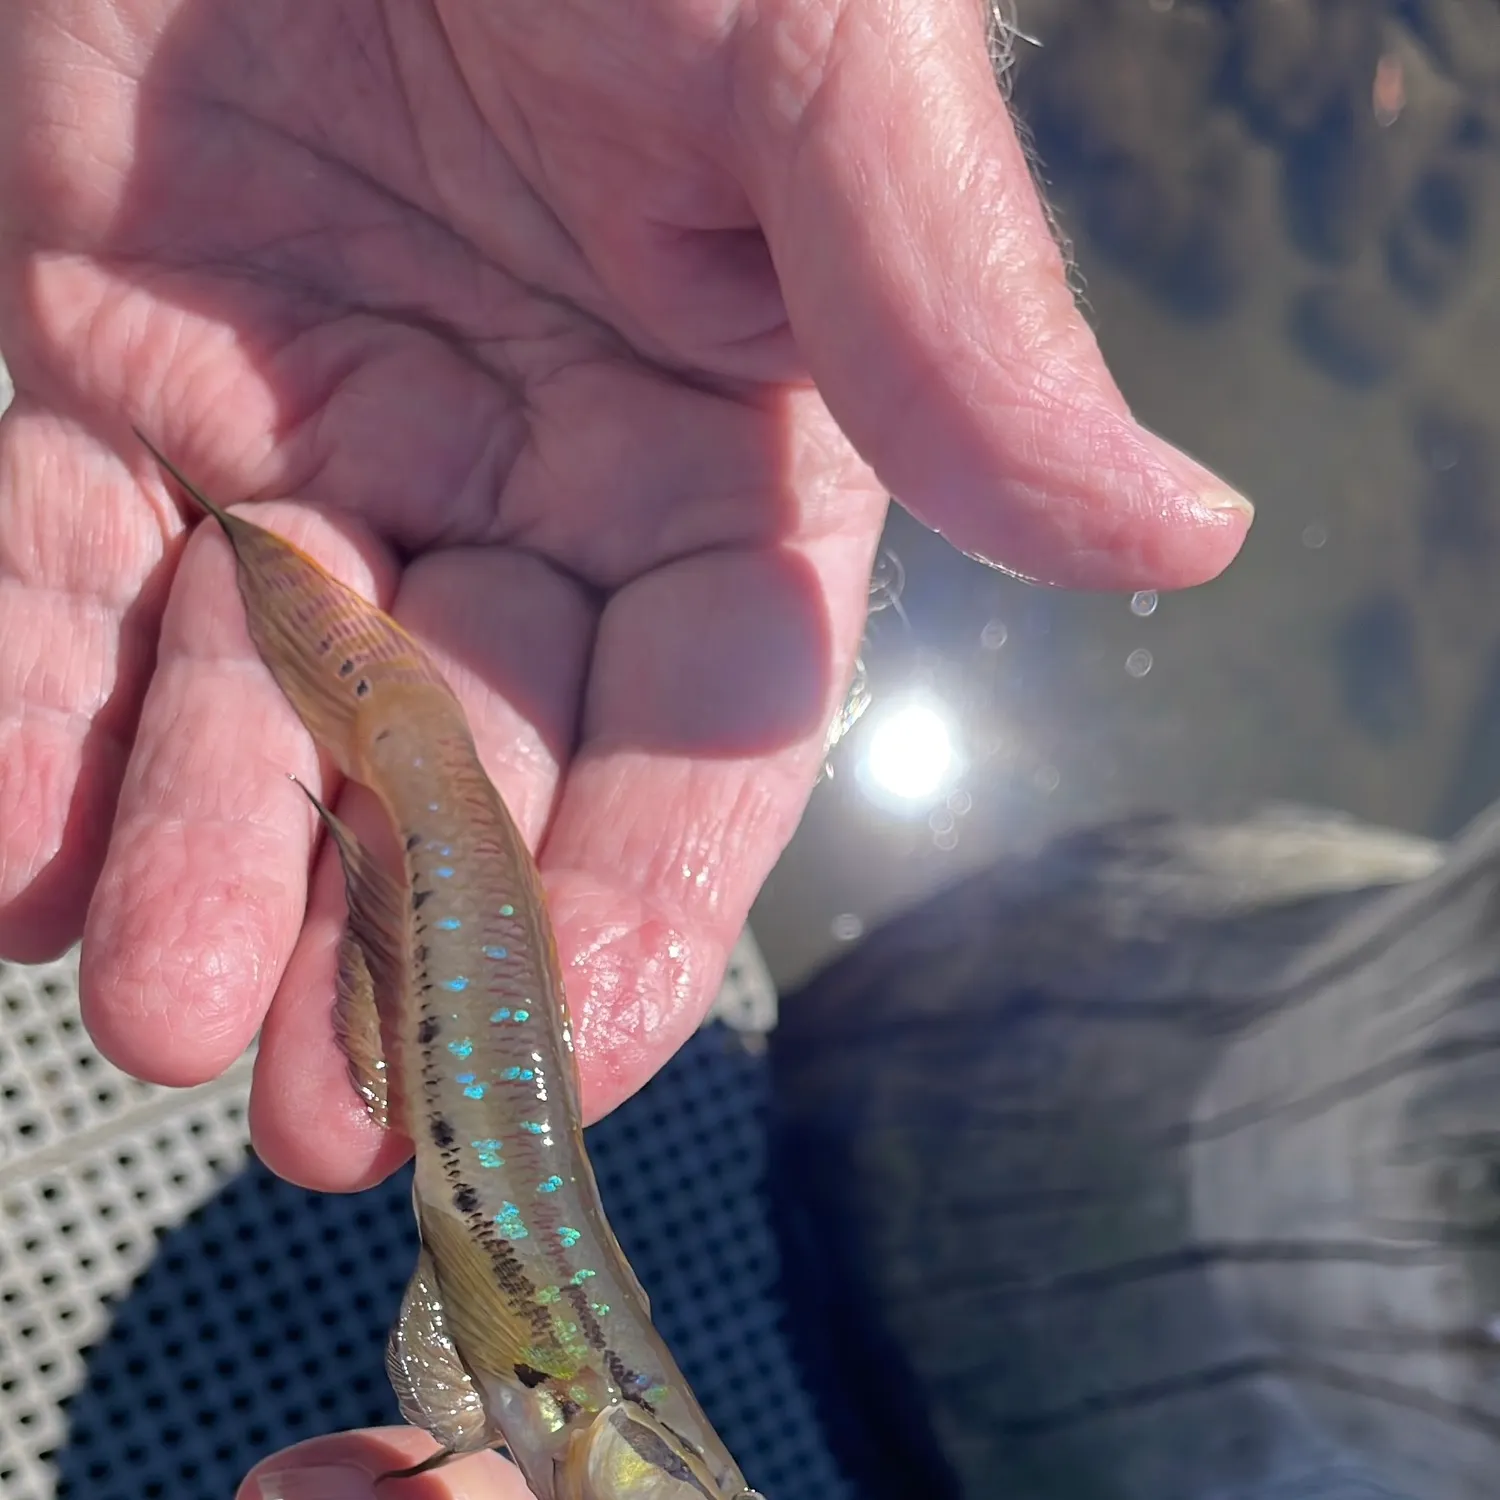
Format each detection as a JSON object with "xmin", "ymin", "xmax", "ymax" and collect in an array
[
  {"xmin": 381, "ymin": 718, "xmax": 618, "ymax": 1358},
  {"xmin": 137, "ymin": 435, "xmax": 762, "ymax": 1500}
]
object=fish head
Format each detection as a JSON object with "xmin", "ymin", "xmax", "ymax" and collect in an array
[{"xmin": 556, "ymin": 1402, "xmax": 763, "ymax": 1500}]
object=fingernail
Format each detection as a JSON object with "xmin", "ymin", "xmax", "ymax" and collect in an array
[
  {"xmin": 1198, "ymin": 486, "xmax": 1256, "ymax": 521},
  {"xmin": 257, "ymin": 1465, "xmax": 374, "ymax": 1500}
]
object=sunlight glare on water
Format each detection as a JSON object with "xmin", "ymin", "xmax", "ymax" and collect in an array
[{"xmin": 861, "ymin": 699, "xmax": 958, "ymax": 806}]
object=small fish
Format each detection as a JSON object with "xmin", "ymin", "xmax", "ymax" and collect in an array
[{"xmin": 137, "ymin": 434, "xmax": 764, "ymax": 1500}]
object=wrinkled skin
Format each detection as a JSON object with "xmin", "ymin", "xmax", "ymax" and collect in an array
[
  {"xmin": 240, "ymin": 1427, "xmax": 566, "ymax": 1500},
  {"xmin": 0, "ymin": 0, "xmax": 1250, "ymax": 1204}
]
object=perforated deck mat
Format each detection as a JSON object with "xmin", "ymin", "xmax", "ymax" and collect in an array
[{"xmin": 0, "ymin": 933, "xmax": 851, "ymax": 1500}]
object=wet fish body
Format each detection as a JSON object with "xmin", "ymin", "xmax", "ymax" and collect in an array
[{"xmin": 138, "ymin": 436, "xmax": 760, "ymax": 1500}]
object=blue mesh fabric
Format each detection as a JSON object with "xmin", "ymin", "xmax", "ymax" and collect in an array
[{"xmin": 50, "ymin": 1025, "xmax": 852, "ymax": 1499}]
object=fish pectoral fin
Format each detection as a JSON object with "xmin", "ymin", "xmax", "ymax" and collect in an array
[
  {"xmin": 294, "ymin": 779, "xmax": 406, "ymax": 1128},
  {"xmin": 386, "ymin": 1249, "xmax": 495, "ymax": 1456},
  {"xmin": 416, "ymin": 1195, "xmax": 576, "ymax": 1383}
]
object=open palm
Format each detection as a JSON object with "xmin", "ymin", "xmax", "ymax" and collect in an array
[{"xmin": 0, "ymin": 0, "xmax": 1250, "ymax": 1190}]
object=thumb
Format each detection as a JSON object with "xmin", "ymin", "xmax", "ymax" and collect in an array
[
  {"xmin": 739, "ymin": 0, "xmax": 1253, "ymax": 590},
  {"xmin": 242, "ymin": 1430, "xmax": 529, "ymax": 1500}
]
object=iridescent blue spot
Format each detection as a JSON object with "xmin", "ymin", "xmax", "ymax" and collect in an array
[
  {"xmin": 558, "ymin": 1226, "xmax": 581, "ymax": 1248},
  {"xmin": 489, "ymin": 1008, "xmax": 511, "ymax": 1023},
  {"xmin": 494, "ymin": 1202, "xmax": 529, "ymax": 1241},
  {"xmin": 570, "ymin": 1267, "xmax": 596, "ymax": 1285},
  {"xmin": 499, "ymin": 904, "xmax": 515, "ymax": 917},
  {"xmin": 446, "ymin": 1038, "xmax": 474, "ymax": 1059},
  {"xmin": 435, "ymin": 917, "xmax": 461, "ymax": 931},
  {"xmin": 434, "ymin": 866, "xmax": 455, "ymax": 880},
  {"xmin": 439, "ymin": 845, "xmax": 453, "ymax": 857},
  {"xmin": 427, "ymin": 802, "xmax": 440, "ymax": 813},
  {"xmin": 455, "ymin": 1073, "xmax": 476, "ymax": 1085},
  {"xmin": 472, "ymin": 1138, "xmax": 505, "ymax": 1169},
  {"xmin": 591, "ymin": 1301, "xmax": 611, "ymax": 1318},
  {"xmin": 513, "ymin": 1009, "xmax": 530, "ymax": 1023},
  {"xmin": 519, "ymin": 1121, "xmax": 546, "ymax": 1136},
  {"xmin": 538, "ymin": 1176, "xmax": 564, "ymax": 1194},
  {"xmin": 500, "ymin": 1066, "xmax": 520, "ymax": 1081},
  {"xmin": 484, "ymin": 945, "xmax": 509, "ymax": 961},
  {"xmin": 464, "ymin": 1083, "xmax": 486, "ymax": 1100},
  {"xmin": 443, "ymin": 977, "xmax": 469, "ymax": 993}
]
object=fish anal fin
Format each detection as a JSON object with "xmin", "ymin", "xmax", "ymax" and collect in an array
[
  {"xmin": 333, "ymin": 930, "xmax": 390, "ymax": 1129},
  {"xmin": 416, "ymin": 1195, "xmax": 576, "ymax": 1383},
  {"xmin": 385, "ymin": 1249, "xmax": 494, "ymax": 1457},
  {"xmin": 294, "ymin": 778, "xmax": 407, "ymax": 1130}
]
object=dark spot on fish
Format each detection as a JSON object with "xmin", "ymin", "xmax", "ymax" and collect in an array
[
  {"xmin": 614, "ymin": 1415, "xmax": 712, "ymax": 1496},
  {"xmin": 430, "ymin": 1116, "xmax": 455, "ymax": 1149},
  {"xmin": 514, "ymin": 1364, "xmax": 549, "ymax": 1389},
  {"xmin": 609, "ymin": 1353, "xmax": 653, "ymax": 1409},
  {"xmin": 373, "ymin": 727, "xmax": 391, "ymax": 743},
  {"xmin": 413, "ymin": 890, "xmax": 432, "ymax": 910},
  {"xmin": 405, "ymin": 833, "xmax": 422, "ymax": 851},
  {"xmin": 317, "ymin": 635, "xmax": 332, "ymax": 654},
  {"xmin": 355, "ymin": 678, "xmax": 371, "ymax": 698},
  {"xmin": 414, "ymin": 944, "xmax": 429, "ymax": 964},
  {"xmin": 338, "ymin": 659, "xmax": 356, "ymax": 677},
  {"xmin": 453, "ymin": 1184, "xmax": 480, "ymax": 1215},
  {"xmin": 558, "ymin": 1397, "xmax": 581, "ymax": 1423},
  {"xmin": 567, "ymin": 1284, "xmax": 609, "ymax": 1350},
  {"xmin": 417, "ymin": 1016, "xmax": 441, "ymax": 1045}
]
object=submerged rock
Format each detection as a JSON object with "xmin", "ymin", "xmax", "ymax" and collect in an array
[{"xmin": 770, "ymin": 805, "xmax": 1500, "ymax": 1498}]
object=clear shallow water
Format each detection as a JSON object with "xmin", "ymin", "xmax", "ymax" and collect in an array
[{"xmin": 755, "ymin": 0, "xmax": 1500, "ymax": 990}]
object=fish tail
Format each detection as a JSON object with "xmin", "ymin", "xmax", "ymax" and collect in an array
[{"xmin": 137, "ymin": 430, "xmax": 446, "ymax": 776}]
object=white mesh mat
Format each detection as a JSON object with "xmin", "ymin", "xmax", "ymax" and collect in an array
[{"xmin": 0, "ymin": 931, "xmax": 846, "ymax": 1500}]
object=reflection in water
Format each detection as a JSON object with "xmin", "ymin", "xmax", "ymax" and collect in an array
[
  {"xmin": 859, "ymin": 699, "xmax": 960, "ymax": 809},
  {"xmin": 773, "ymin": 805, "xmax": 1500, "ymax": 1500},
  {"xmin": 758, "ymin": 5, "xmax": 1500, "ymax": 1498},
  {"xmin": 756, "ymin": 0, "xmax": 1500, "ymax": 995}
]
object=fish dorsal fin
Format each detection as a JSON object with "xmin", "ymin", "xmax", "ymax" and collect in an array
[
  {"xmin": 416, "ymin": 1195, "xmax": 577, "ymax": 1384},
  {"xmin": 385, "ymin": 1247, "xmax": 495, "ymax": 1455},
  {"xmin": 293, "ymin": 778, "xmax": 405, "ymax": 1129}
]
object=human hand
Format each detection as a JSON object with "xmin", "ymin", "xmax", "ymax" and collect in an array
[
  {"xmin": 240, "ymin": 1429, "xmax": 523, "ymax": 1500},
  {"xmin": 0, "ymin": 0, "xmax": 1252, "ymax": 1189}
]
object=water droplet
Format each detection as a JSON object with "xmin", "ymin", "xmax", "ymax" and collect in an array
[
  {"xmin": 831, "ymin": 913, "xmax": 864, "ymax": 943},
  {"xmin": 980, "ymin": 619, "xmax": 1008, "ymax": 650},
  {"xmin": 933, "ymin": 827, "xmax": 959, "ymax": 851},
  {"xmin": 1129, "ymin": 590, "xmax": 1158, "ymax": 618},
  {"xmin": 1035, "ymin": 765, "xmax": 1061, "ymax": 793},
  {"xmin": 928, "ymin": 807, "xmax": 955, "ymax": 836},
  {"xmin": 1302, "ymin": 523, "xmax": 1328, "ymax": 550},
  {"xmin": 947, "ymin": 789, "xmax": 972, "ymax": 816},
  {"xmin": 1125, "ymin": 649, "xmax": 1154, "ymax": 678}
]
